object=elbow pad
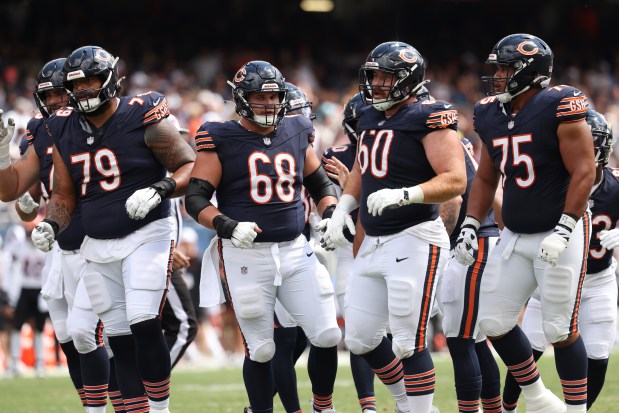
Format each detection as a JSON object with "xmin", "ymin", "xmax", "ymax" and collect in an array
[
  {"xmin": 304, "ymin": 166, "xmax": 337, "ymax": 205},
  {"xmin": 185, "ymin": 177, "xmax": 215, "ymax": 222}
]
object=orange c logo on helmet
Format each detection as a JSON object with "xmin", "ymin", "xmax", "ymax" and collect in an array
[
  {"xmin": 399, "ymin": 50, "xmax": 417, "ymax": 63},
  {"xmin": 95, "ymin": 49, "xmax": 111, "ymax": 62},
  {"xmin": 234, "ymin": 68, "xmax": 247, "ymax": 83},
  {"xmin": 517, "ymin": 41, "xmax": 539, "ymax": 56}
]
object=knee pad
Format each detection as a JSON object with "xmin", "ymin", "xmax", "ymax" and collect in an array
[
  {"xmin": 479, "ymin": 317, "xmax": 510, "ymax": 338},
  {"xmin": 83, "ymin": 272, "xmax": 114, "ymax": 314},
  {"xmin": 542, "ymin": 266, "xmax": 574, "ymax": 304},
  {"xmin": 392, "ymin": 338, "xmax": 415, "ymax": 360},
  {"xmin": 52, "ymin": 318, "xmax": 71, "ymax": 343},
  {"xmin": 313, "ymin": 326, "xmax": 341, "ymax": 349},
  {"xmin": 387, "ymin": 279, "xmax": 414, "ymax": 317},
  {"xmin": 70, "ymin": 325, "xmax": 98, "ymax": 354},
  {"xmin": 233, "ymin": 285, "xmax": 265, "ymax": 319},
  {"xmin": 345, "ymin": 336, "xmax": 372, "ymax": 355},
  {"xmin": 250, "ymin": 340, "xmax": 276, "ymax": 363},
  {"xmin": 542, "ymin": 320, "xmax": 568, "ymax": 344}
]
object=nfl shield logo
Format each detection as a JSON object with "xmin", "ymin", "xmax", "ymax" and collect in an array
[
  {"xmin": 507, "ymin": 121, "xmax": 515, "ymax": 130},
  {"xmin": 263, "ymin": 137, "xmax": 271, "ymax": 146},
  {"xmin": 241, "ymin": 266, "xmax": 248, "ymax": 275},
  {"xmin": 86, "ymin": 136, "xmax": 94, "ymax": 145}
]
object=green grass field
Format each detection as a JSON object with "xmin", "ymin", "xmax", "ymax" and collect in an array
[{"xmin": 1, "ymin": 351, "xmax": 618, "ymax": 413}]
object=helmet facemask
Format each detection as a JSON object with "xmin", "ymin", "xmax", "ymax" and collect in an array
[
  {"xmin": 229, "ymin": 81, "xmax": 288, "ymax": 127},
  {"xmin": 34, "ymin": 86, "xmax": 68, "ymax": 118},
  {"xmin": 360, "ymin": 65, "xmax": 428, "ymax": 111},
  {"xmin": 65, "ymin": 56, "xmax": 121, "ymax": 115}
]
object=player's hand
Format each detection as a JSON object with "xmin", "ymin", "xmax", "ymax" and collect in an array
[
  {"xmin": 32, "ymin": 220, "xmax": 57, "ymax": 252},
  {"xmin": 0, "ymin": 110, "xmax": 16, "ymax": 170},
  {"xmin": 599, "ymin": 228, "xmax": 619, "ymax": 250},
  {"xmin": 366, "ymin": 186, "xmax": 424, "ymax": 216},
  {"xmin": 454, "ymin": 216, "xmax": 481, "ymax": 266},
  {"xmin": 323, "ymin": 156, "xmax": 350, "ymax": 189},
  {"xmin": 17, "ymin": 192, "xmax": 39, "ymax": 214},
  {"xmin": 537, "ymin": 213, "xmax": 577, "ymax": 267},
  {"xmin": 231, "ymin": 222, "xmax": 261, "ymax": 248},
  {"xmin": 125, "ymin": 187, "xmax": 162, "ymax": 220},
  {"xmin": 172, "ymin": 249, "xmax": 190, "ymax": 271},
  {"xmin": 318, "ymin": 209, "xmax": 355, "ymax": 251}
]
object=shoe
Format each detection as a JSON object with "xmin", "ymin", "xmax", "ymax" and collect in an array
[
  {"xmin": 243, "ymin": 408, "xmax": 252, "ymax": 413},
  {"xmin": 362, "ymin": 409, "xmax": 377, "ymax": 413},
  {"xmin": 525, "ymin": 389, "xmax": 566, "ymax": 413},
  {"xmin": 150, "ymin": 408, "xmax": 170, "ymax": 413},
  {"xmin": 431, "ymin": 405, "xmax": 440, "ymax": 413},
  {"xmin": 314, "ymin": 410, "xmax": 337, "ymax": 413}
]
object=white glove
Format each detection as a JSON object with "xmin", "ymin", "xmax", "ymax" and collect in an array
[
  {"xmin": 318, "ymin": 194, "xmax": 358, "ymax": 251},
  {"xmin": 366, "ymin": 186, "xmax": 424, "ymax": 216},
  {"xmin": 31, "ymin": 221, "xmax": 56, "ymax": 252},
  {"xmin": 538, "ymin": 213, "xmax": 577, "ymax": 267},
  {"xmin": 599, "ymin": 228, "xmax": 619, "ymax": 250},
  {"xmin": 309, "ymin": 239, "xmax": 338, "ymax": 275},
  {"xmin": 454, "ymin": 216, "xmax": 481, "ymax": 266},
  {"xmin": 125, "ymin": 187, "xmax": 162, "ymax": 220},
  {"xmin": 0, "ymin": 110, "xmax": 16, "ymax": 170},
  {"xmin": 231, "ymin": 222, "xmax": 258, "ymax": 248},
  {"xmin": 17, "ymin": 192, "xmax": 39, "ymax": 214}
]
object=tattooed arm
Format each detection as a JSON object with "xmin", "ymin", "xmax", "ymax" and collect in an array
[
  {"xmin": 144, "ymin": 117, "xmax": 196, "ymax": 196},
  {"xmin": 46, "ymin": 144, "xmax": 76, "ymax": 231},
  {"xmin": 439, "ymin": 195, "xmax": 462, "ymax": 235}
]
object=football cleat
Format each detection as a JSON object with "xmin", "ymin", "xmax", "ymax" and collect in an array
[{"xmin": 524, "ymin": 389, "xmax": 566, "ymax": 413}]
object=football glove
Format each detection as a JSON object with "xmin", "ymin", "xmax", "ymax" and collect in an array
[
  {"xmin": 231, "ymin": 222, "xmax": 258, "ymax": 249},
  {"xmin": 32, "ymin": 219, "xmax": 58, "ymax": 253},
  {"xmin": 538, "ymin": 213, "xmax": 577, "ymax": 267},
  {"xmin": 17, "ymin": 192, "xmax": 39, "ymax": 214},
  {"xmin": 318, "ymin": 194, "xmax": 357, "ymax": 251},
  {"xmin": 125, "ymin": 187, "xmax": 162, "ymax": 220},
  {"xmin": 0, "ymin": 110, "xmax": 16, "ymax": 170},
  {"xmin": 366, "ymin": 186, "xmax": 424, "ymax": 216},
  {"xmin": 454, "ymin": 216, "xmax": 481, "ymax": 266},
  {"xmin": 599, "ymin": 228, "xmax": 619, "ymax": 250}
]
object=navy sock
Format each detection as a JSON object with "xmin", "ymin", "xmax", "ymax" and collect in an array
[
  {"xmin": 554, "ymin": 336, "xmax": 588, "ymax": 407},
  {"xmin": 401, "ymin": 348, "xmax": 436, "ymax": 397},
  {"xmin": 108, "ymin": 357, "xmax": 126, "ymax": 413},
  {"xmin": 490, "ymin": 326, "xmax": 540, "ymax": 387},
  {"xmin": 447, "ymin": 337, "xmax": 481, "ymax": 412},
  {"xmin": 587, "ymin": 357, "xmax": 608, "ymax": 410},
  {"xmin": 350, "ymin": 352, "xmax": 376, "ymax": 411},
  {"xmin": 107, "ymin": 334, "xmax": 147, "ymax": 411},
  {"xmin": 308, "ymin": 344, "xmax": 338, "ymax": 411},
  {"xmin": 272, "ymin": 326, "xmax": 301, "ymax": 412},
  {"xmin": 293, "ymin": 327, "xmax": 308, "ymax": 363},
  {"xmin": 475, "ymin": 340, "xmax": 501, "ymax": 413},
  {"xmin": 59, "ymin": 341, "xmax": 85, "ymax": 406},
  {"xmin": 80, "ymin": 346, "xmax": 110, "ymax": 409},
  {"xmin": 362, "ymin": 336, "xmax": 403, "ymax": 386},
  {"xmin": 243, "ymin": 356, "xmax": 274, "ymax": 411},
  {"xmin": 502, "ymin": 348, "xmax": 542, "ymax": 411},
  {"xmin": 130, "ymin": 318, "xmax": 171, "ymax": 403}
]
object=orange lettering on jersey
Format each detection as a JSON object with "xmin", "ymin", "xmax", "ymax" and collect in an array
[
  {"xmin": 517, "ymin": 41, "xmax": 539, "ymax": 56},
  {"xmin": 479, "ymin": 96, "xmax": 497, "ymax": 105}
]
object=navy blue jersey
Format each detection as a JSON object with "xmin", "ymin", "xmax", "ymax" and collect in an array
[
  {"xmin": 356, "ymin": 99, "xmax": 459, "ymax": 236},
  {"xmin": 474, "ymin": 85, "xmax": 589, "ymax": 233},
  {"xmin": 450, "ymin": 138, "xmax": 499, "ymax": 249},
  {"xmin": 195, "ymin": 114, "xmax": 314, "ymax": 242},
  {"xmin": 587, "ymin": 168, "xmax": 619, "ymax": 274},
  {"xmin": 47, "ymin": 92, "xmax": 171, "ymax": 239},
  {"xmin": 26, "ymin": 115, "xmax": 86, "ymax": 250},
  {"xmin": 322, "ymin": 143, "xmax": 358, "ymax": 240}
]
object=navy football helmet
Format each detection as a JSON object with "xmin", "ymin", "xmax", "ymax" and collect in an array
[
  {"xmin": 359, "ymin": 41, "xmax": 427, "ymax": 111},
  {"xmin": 228, "ymin": 61, "xmax": 287, "ymax": 127},
  {"xmin": 482, "ymin": 34, "xmax": 553, "ymax": 103},
  {"xmin": 285, "ymin": 82, "xmax": 314, "ymax": 120},
  {"xmin": 34, "ymin": 58, "xmax": 67, "ymax": 118},
  {"xmin": 62, "ymin": 46, "xmax": 121, "ymax": 115},
  {"xmin": 587, "ymin": 109, "xmax": 614, "ymax": 167},
  {"xmin": 342, "ymin": 93, "xmax": 365, "ymax": 145}
]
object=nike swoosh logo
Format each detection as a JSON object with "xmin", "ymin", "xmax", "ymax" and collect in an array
[
  {"xmin": 573, "ymin": 91, "xmax": 581, "ymax": 96},
  {"xmin": 153, "ymin": 97, "xmax": 162, "ymax": 106},
  {"xmin": 306, "ymin": 251, "xmax": 314, "ymax": 257},
  {"xmin": 444, "ymin": 104, "xmax": 452, "ymax": 108},
  {"xmin": 395, "ymin": 257, "xmax": 409, "ymax": 262}
]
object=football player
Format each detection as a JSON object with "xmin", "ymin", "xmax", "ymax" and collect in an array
[
  {"xmin": 187, "ymin": 61, "xmax": 341, "ymax": 413},
  {"xmin": 31, "ymin": 46, "xmax": 196, "ymax": 413},
  {"xmin": 501, "ymin": 109, "xmax": 617, "ymax": 412},
  {"xmin": 0, "ymin": 58, "xmax": 117, "ymax": 412},
  {"xmin": 455, "ymin": 34, "xmax": 595, "ymax": 413},
  {"xmin": 321, "ymin": 41, "xmax": 467, "ymax": 413}
]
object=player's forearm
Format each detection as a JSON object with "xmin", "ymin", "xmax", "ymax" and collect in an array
[
  {"xmin": 418, "ymin": 170, "xmax": 466, "ymax": 204},
  {"xmin": 563, "ymin": 168, "xmax": 595, "ymax": 218},
  {"xmin": 15, "ymin": 203, "xmax": 38, "ymax": 222},
  {"xmin": 168, "ymin": 162, "xmax": 195, "ymax": 197},
  {"xmin": 316, "ymin": 196, "xmax": 338, "ymax": 217},
  {"xmin": 466, "ymin": 177, "xmax": 496, "ymax": 223},
  {"xmin": 342, "ymin": 165, "xmax": 362, "ymax": 202},
  {"xmin": 0, "ymin": 168, "xmax": 23, "ymax": 202},
  {"xmin": 45, "ymin": 194, "xmax": 75, "ymax": 231},
  {"xmin": 439, "ymin": 195, "xmax": 462, "ymax": 235}
]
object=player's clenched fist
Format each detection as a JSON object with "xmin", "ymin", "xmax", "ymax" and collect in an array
[
  {"xmin": 454, "ymin": 216, "xmax": 480, "ymax": 266},
  {"xmin": 32, "ymin": 219, "xmax": 58, "ymax": 252}
]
